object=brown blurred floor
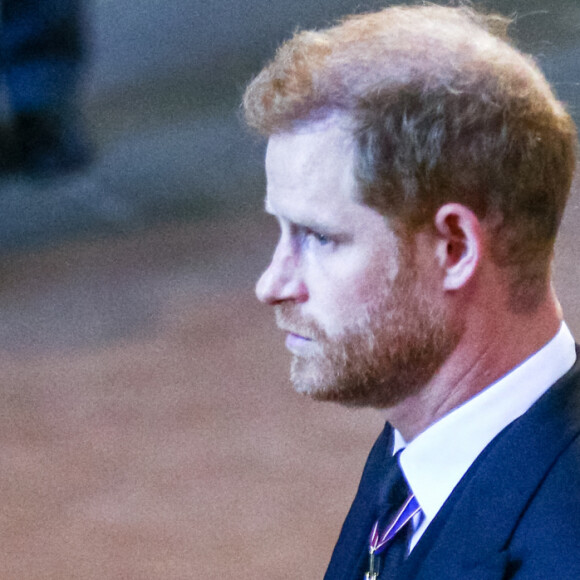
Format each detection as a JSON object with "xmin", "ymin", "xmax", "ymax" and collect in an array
[
  {"xmin": 0, "ymin": 189, "xmax": 578, "ymax": 578},
  {"xmin": 0, "ymin": 212, "xmax": 384, "ymax": 579}
]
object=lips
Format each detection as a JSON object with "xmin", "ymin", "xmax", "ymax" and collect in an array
[
  {"xmin": 285, "ymin": 332, "xmax": 314, "ymax": 353},
  {"xmin": 280, "ymin": 328, "xmax": 312, "ymax": 340},
  {"xmin": 286, "ymin": 331, "xmax": 312, "ymax": 341},
  {"xmin": 275, "ymin": 307, "xmax": 319, "ymax": 352}
]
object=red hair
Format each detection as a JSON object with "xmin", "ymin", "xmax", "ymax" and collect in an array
[{"xmin": 243, "ymin": 4, "xmax": 577, "ymax": 311}]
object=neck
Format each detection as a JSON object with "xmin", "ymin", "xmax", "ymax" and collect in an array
[{"xmin": 386, "ymin": 288, "xmax": 563, "ymax": 441}]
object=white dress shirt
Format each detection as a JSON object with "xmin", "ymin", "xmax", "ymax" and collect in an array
[{"xmin": 393, "ymin": 322, "xmax": 577, "ymax": 550}]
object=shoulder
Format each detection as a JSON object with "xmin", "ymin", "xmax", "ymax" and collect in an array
[{"xmin": 507, "ymin": 423, "xmax": 580, "ymax": 577}]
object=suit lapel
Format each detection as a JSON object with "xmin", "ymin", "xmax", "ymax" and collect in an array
[
  {"xmin": 324, "ymin": 424, "xmax": 394, "ymax": 580},
  {"xmin": 401, "ymin": 352, "xmax": 580, "ymax": 580}
]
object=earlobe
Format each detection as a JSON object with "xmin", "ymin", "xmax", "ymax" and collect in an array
[{"xmin": 434, "ymin": 204, "xmax": 482, "ymax": 291}]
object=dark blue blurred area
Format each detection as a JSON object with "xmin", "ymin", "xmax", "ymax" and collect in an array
[
  {"xmin": 0, "ymin": 0, "xmax": 91, "ymax": 180},
  {"xmin": 0, "ymin": 0, "xmax": 578, "ymax": 252},
  {"xmin": 2, "ymin": 0, "xmax": 85, "ymax": 111}
]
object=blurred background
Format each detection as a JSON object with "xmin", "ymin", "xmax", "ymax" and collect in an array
[{"xmin": 0, "ymin": 1, "xmax": 578, "ymax": 578}]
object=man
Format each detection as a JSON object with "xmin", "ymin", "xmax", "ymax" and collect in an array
[{"xmin": 243, "ymin": 4, "xmax": 579, "ymax": 579}]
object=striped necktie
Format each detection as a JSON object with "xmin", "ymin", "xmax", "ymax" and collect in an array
[{"xmin": 364, "ymin": 454, "xmax": 421, "ymax": 579}]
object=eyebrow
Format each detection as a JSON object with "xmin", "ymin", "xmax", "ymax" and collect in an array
[
  {"xmin": 272, "ymin": 214, "xmax": 336, "ymax": 238},
  {"xmin": 263, "ymin": 197, "xmax": 340, "ymax": 235}
]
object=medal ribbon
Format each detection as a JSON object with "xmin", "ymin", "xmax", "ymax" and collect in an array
[{"xmin": 369, "ymin": 494, "xmax": 421, "ymax": 555}]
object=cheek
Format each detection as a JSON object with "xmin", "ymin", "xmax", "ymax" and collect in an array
[
  {"xmin": 301, "ymin": 240, "xmax": 400, "ymax": 328},
  {"xmin": 339, "ymin": 253, "xmax": 399, "ymax": 308},
  {"xmin": 306, "ymin": 267, "xmax": 389, "ymax": 334},
  {"xmin": 353, "ymin": 269, "xmax": 390, "ymax": 304}
]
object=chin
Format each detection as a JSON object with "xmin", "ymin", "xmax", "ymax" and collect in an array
[
  {"xmin": 289, "ymin": 348, "xmax": 449, "ymax": 410},
  {"xmin": 290, "ymin": 357, "xmax": 336, "ymax": 398},
  {"xmin": 289, "ymin": 357, "xmax": 388, "ymax": 407}
]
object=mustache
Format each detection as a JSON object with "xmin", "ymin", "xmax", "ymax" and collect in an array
[{"xmin": 274, "ymin": 305, "xmax": 325, "ymax": 341}]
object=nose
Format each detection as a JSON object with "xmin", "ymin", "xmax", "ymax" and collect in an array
[{"xmin": 255, "ymin": 242, "xmax": 307, "ymax": 305}]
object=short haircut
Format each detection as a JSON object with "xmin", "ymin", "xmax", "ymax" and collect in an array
[{"xmin": 243, "ymin": 4, "xmax": 577, "ymax": 312}]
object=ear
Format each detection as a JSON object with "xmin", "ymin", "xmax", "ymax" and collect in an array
[{"xmin": 434, "ymin": 203, "xmax": 482, "ymax": 291}]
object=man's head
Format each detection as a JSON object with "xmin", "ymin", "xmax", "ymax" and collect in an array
[
  {"xmin": 256, "ymin": 116, "xmax": 459, "ymax": 408},
  {"xmin": 244, "ymin": 4, "xmax": 576, "ymax": 311},
  {"xmin": 244, "ymin": 4, "xmax": 577, "ymax": 409}
]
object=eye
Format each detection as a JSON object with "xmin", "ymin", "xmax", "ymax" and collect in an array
[{"xmin": 307, "ymin": 230, "xmax": 331, "ymax": 246}]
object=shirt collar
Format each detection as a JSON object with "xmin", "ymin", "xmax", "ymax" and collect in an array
[{"xmin": 397, "ymin": 322, "xmax": 576, "ymax": 530}]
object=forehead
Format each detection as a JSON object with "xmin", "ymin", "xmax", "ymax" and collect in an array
[
  {"xmin": 264, "ymin": 116, "xmax": 363, "ymax": 222},
  {"xmin": 266, "ymin": 115, "xmax": 355, "ymax": 179},
  {"xmin": 264, "ymin": 116, "xmax": 402, "ymax": 267}
]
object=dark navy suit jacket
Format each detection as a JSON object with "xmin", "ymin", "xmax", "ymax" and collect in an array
[{"xmin": 324, "ymin": 348, "xmax": 580, "ymax": 580}]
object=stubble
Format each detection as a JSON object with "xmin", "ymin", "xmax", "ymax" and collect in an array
[{"xmin": 275, "ymin": 253, "xmax": 460, "ymax": 409}]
